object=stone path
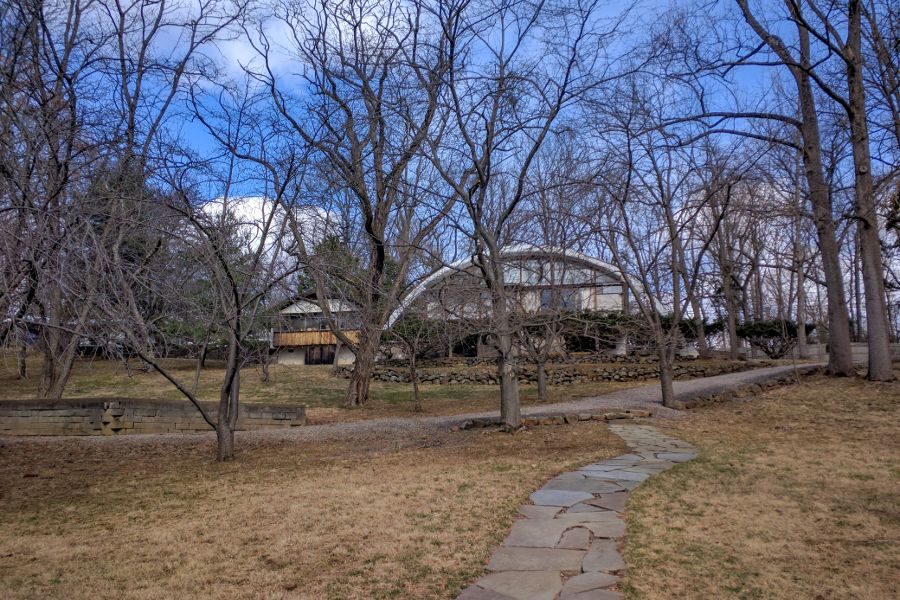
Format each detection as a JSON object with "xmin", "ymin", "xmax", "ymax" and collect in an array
[{"xmin": 458, "ymin": 424, "xmax": 696, "ymax": 600}]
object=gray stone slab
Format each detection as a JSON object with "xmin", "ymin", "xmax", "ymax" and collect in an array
[
  {"xmin": 581, "ymin": 540, "xmax": 625, "ymax": 573},
  {"xmin": 518, "ymin": 505, "xmax": 562, "ymax": 519},
  {"xmin": 542, "ymin": 478, "xmax": 624, "ymax": 494},
  {"xmin": 609, "ymin": 454, "xmax": 642, "ymax": 461},
  {"xmin": 567, "ymin": 502, "xmax": 609, "ymax": 513},
  {"xmin": 475, "ymin": 571, "xmax": 563, "ymax": 600},
  {"xmin": 577, "ymin": 464, "xmax": 622, "ymax": 472},
  {"xmin": 530, "ymin": 489, "xmax": 594, "ymax": 507},
  {"xmin": 488, "ymin": 547, "xmax": 586, "ymax": 572},
  {"xmin": 561, "ymin": 589, "xmax": 624, "ymax": 600},
  {"xmin": 577, "ymin": 470, "xmax": 632, "ymax": 481},
  {"xmin": 457, "ymin": 585, "xmax": 517, "ymax": 600},
  {"xmin": 611, "ymin": 480, "xmax": 641, "ymax": 491},
  {"xmin": 556, "ymin": 526, "xmax": 591, "ymax": 550},
  {"xmin": 598, "ymin": 470, "xmax": 649, "ymax": 482},
  {"xmin": 585, "ymin": 493, "xmax": 627, "ymax": 513},
  {"xmin": 622, "ymin": 463, "xmax": 674, "ymax": 474},
  {"xmin": 555, "ymin": 510, "xmax": 621, "ymax": 523},
  {"xmin": 584, "ymin": 519, "xmax": 625, "ymax": 539},
  {"xmin": 559, "ymin": 572, "xmax": 620, "ymax": 597},
  {"xmin": 505, "ymin": 520, "xmax": 571, "ymax": 548},
  {"xmin": 553, "ymin": 471, "xmax": 589, "ymax": 480},
  {"xmin": 504, "ymin": 519, "xmax": 623, "ymax": 547},
  {"xmin": 656, "ymin": 452, "xmax": 697, "ymax": 462}
]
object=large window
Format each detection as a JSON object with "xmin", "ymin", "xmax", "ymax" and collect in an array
[{"xmin": 540, "ymin": 288, "xmax": 581, "ymax": 311}]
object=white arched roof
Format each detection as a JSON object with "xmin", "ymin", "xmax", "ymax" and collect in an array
[{"xmin": 387, "ymin": 244, "xmax": 660, "ymax": 327}]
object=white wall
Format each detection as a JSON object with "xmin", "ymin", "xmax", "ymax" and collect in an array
[
  {"xmin": 335, "ymin": 346, "xmax": 356, "ymax": 365},
  {"xmin": 276, "ymin": 347, "xmax": 306, "ymax": 365}
]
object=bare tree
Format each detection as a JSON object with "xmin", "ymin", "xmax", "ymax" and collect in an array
[
  {"xmin": 0, "ymin": 0, "xmax": 241, "ymax": 398},
  {"xmin": 656, "ymin": 1, "xmax": 857, "ymax": 375},
  {"xmin": 246, "ymin": 0, "xmax": 458, "ymax": 406},
  {"xmin": 590, "ymin": 79, "xmax": 755, "ymax": 407},
  {"xmin": 101, "ymin": 169, "xmax": 305, "ymax": 460},
  {"xmin": 387, "ymin": 307, "xmax": 449, "ymax": 411},
  {"xmin": 731, "ymin": 0, "xmax": 892, "ymax": 379},
  {"xmin": 428, "ymin": 0, "xmax": 616, "ymax": 428},
  {"xmin": 0, "ymin": 0, "xmax": 112, "ymax": 397}
]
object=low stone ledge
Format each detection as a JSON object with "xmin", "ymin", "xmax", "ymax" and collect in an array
[
  {"xmin": 450, "ymin": 409, "xmax": 653, "ymax": 432},
  {"xmin": 0, "ymin": 398, "xmax": 306, "ymax": 436},
  {"xmin": 676, "ymin": 365, "xmax": 821, "ymax": 409}
]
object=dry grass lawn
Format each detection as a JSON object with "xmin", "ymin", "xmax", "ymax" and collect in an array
[
  {"xmin": 0, "ymin": 353, "xmax": 649, "ymax": 423},
  {"xmin": 0, "ymin": 421, "xmax": 625, "ymax": 599},
  {"xmin": 623, "ymin": 373, "xmax": 900, "ymax": 600}
]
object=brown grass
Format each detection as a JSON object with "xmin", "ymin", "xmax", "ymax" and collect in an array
[
  {"xmin": 0, "ymin": 421, "xmax": 626, "ymax": 599},
  {"xmin": 623, "ymin": 374, "xmax": 900, "ymax": 600},
  {"xmin": 0, "ymin": 354, "xmax": 647, "ymax": 423}
]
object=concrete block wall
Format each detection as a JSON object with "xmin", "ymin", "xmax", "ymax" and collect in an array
[{"xmin": 0, "ymin": 398, "xmax": 306, "ymax": 436}]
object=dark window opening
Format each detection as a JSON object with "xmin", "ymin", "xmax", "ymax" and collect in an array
[{"xmin": 305, "ymin": 345, "xmax": 336, "ymax": 365}]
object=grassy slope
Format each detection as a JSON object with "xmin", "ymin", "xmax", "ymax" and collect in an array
[
  {"xmin": 623, "ymin": 374, "xmax": 900, "ymax": 600},
  {"xmin": 0, "ymin": 421, "xmax": 625, "ymax": 599},
  {"xmin": 0, "ymin": 354, "xmax": 652, "ymax": 423}
]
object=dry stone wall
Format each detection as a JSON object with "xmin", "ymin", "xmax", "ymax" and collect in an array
[
  {"xmin": 342, "ymin": 361, "xmax": 771, "ymax": 386},
  {"xmin": 0, "ymin": 398, "xmax": 305, "ymax": 436}
]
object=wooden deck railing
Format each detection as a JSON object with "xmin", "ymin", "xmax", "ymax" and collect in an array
[{"xmin": 272, "ymin": 330, "xmax": 359, "ymax": 347}]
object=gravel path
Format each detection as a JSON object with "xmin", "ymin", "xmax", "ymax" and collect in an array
[
  {"xmin": 1, "ymin": 362, "xmax": 816, "ymax": 449},
  {"xmin": 247, "ymin": 362, "xmax": 816, "ymax": 443}
]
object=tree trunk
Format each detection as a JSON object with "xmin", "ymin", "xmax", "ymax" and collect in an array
[
  {"xmin": 536, "ymin": 360, "xmax": 548, "ymax": 403},
  {"xmin": 332, "ymin": 338, "xmax": 343, "ymax": 375},
  {"xmin": 722, "ymin": 275, "xmax": 741, "ymax": 359},
  {"xmin": 797, "ymin": 262, "xmax": 808, "ymax": 355},
  {"xmin": 737, "ymin": 0, "xmax": 855, "ymax": 375},
  {"xmin": 793, "ymin": 22, "xmax": 854, "ymax": 375},
  {"xmin": 216, "ymin": 336, "xmax": 240, "ymax": 461},
  {"xmin": 409, "ymin": 352, "xmax": 421, "ymax": 412},
  {"xmin": 39, "ymin": 345, "xmax": 57, "ymax": 398},
  {"xmin": 17, "ymin": 344, "xmax": 27, "ymax": 379},
  {"xmin": 853, "ymin": 236, "xmax": 863, "ymax": 341},
  {"xmin": 345, "ymin": 331, "xmax": 377, "ymax": 406},
  {"xmin": 44, "ymin": 337, "xmax": 82, "ymax": 399},
  {"xmin": 847, "ymin": 0, "xmax": 894, "ymax": 381},
  {"xmin": 795, "ymin": 119, "xmax": 852, "ymax": 372},
  {"xmin": 793, "ymin": 181, "xmax": 808, "ymax": 358},
  {"xmin": 750, "ymin": 261, "xmax": 763, "ymax": 319},
  {"xmin": 38, "ymin": 295, "xmax": 63, "ymax": 398},
  {"xmin": 259, "ymin": 352, "xmax": 270, "ymax": 383},
  {"xmin": 39, "ymin": 335, "xmax": 80, "ymax": 400},
  {"xmin": 658, "ymin": 344, "xmax": 676, "ymax": 408},
  {"xmin": 216, "ymin": 416, "xmax": 235, "ymax": 462},
  {"xmin": 690, "ymin": 295, "xmax": 710, "ymax": 358},
  {"xmin": 497, "ymin": 331, "xmax": 521, "ymax": 429},
  {"xmin": 192, "ymin": 339, "xmax": 208, "ymax": 394}
]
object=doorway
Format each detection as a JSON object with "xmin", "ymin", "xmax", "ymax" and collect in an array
[{"xmin": 305, "ymin": 344, "xmax": 336, "ymax": 365}]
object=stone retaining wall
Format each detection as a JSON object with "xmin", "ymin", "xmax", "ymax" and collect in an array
[
  {"xmin": 0, "ymin": 398, "xmax": 306, "ymax": 436},
  {"xmin": 379, "ymin": 353, "xmax": 673, "ymax": 370},
  {"xmin": 342, "ymin": 360, "xmax": 771, "ymax": 386}
]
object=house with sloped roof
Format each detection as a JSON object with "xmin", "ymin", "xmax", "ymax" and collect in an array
[{"xmin": 270, "ymin": 297, "xmax": 359, "ymax": 365}]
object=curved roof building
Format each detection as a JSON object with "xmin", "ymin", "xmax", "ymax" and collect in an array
[{"xmin": 388, "ymin": 244, "xmax": 644, "ymax": 327}]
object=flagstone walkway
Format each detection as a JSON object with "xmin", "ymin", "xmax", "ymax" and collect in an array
[{"xmin": 458, "ymin": 424, "xmax": 696, "ymax": 600}]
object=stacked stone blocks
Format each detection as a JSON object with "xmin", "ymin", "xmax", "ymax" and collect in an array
[{"xmin": 0, "ymin": 398, "xmax": 305, "ymax": 436}]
